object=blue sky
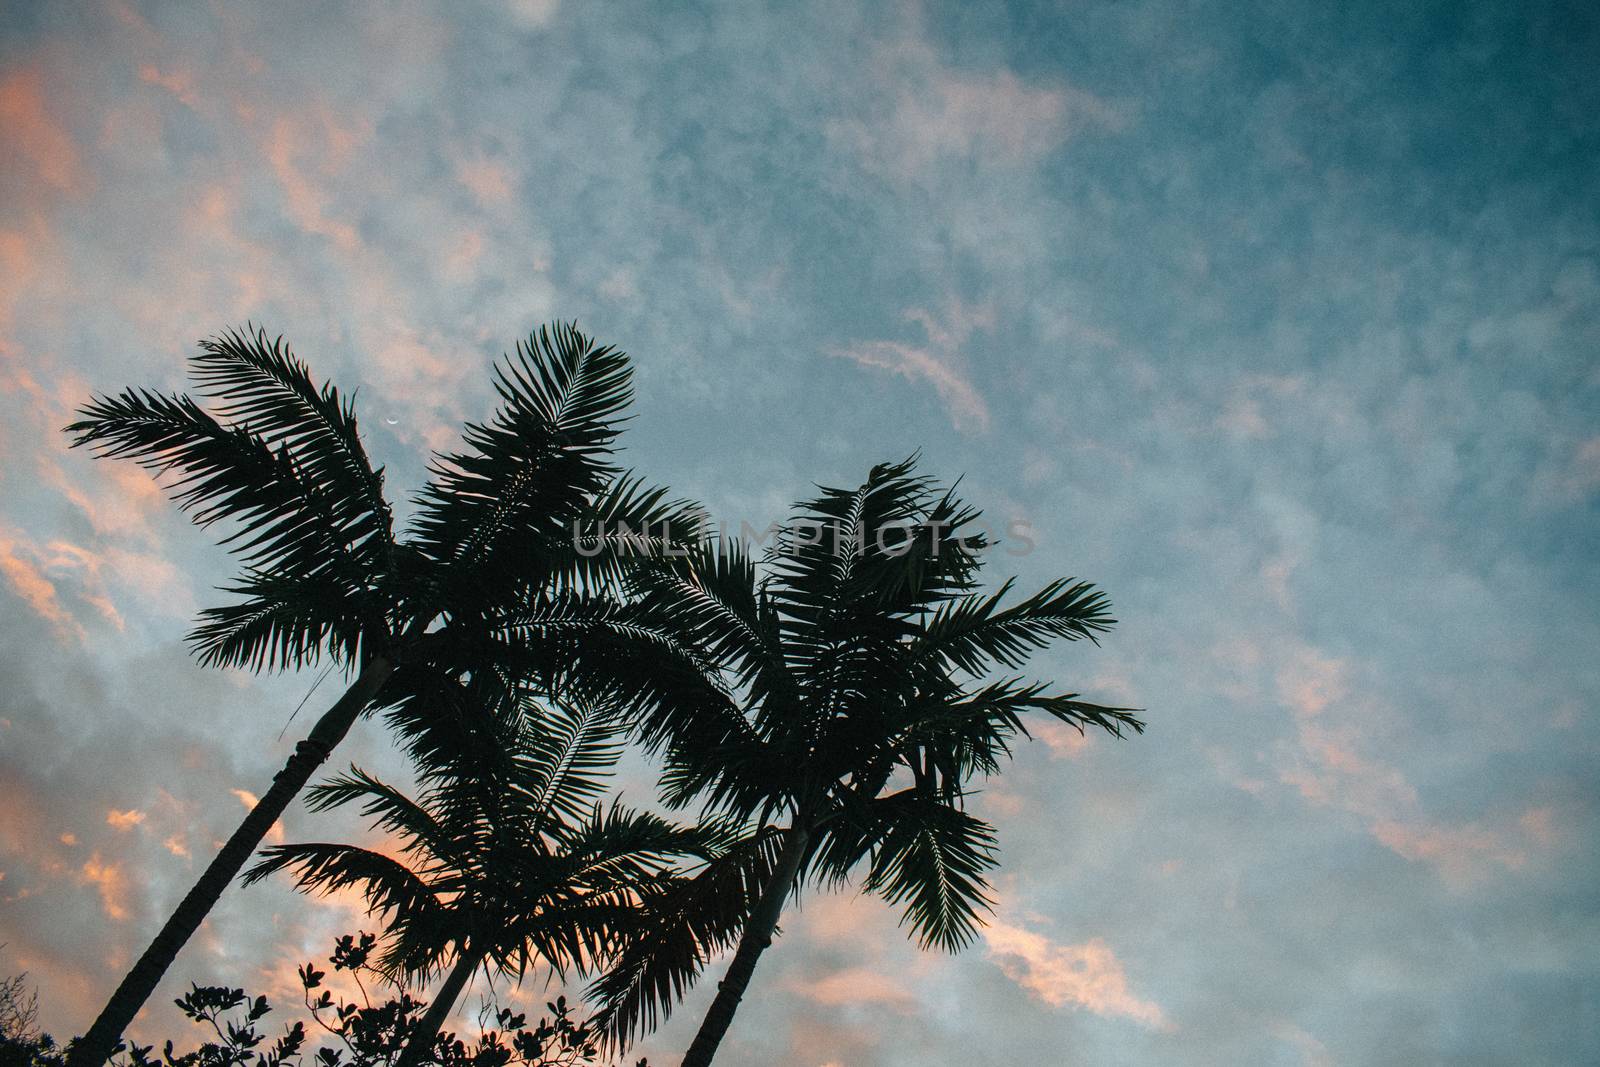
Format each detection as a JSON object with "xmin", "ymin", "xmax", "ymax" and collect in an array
[{"xmin": 1, "ymin": 1, "xmax": 1596, "ymax": 1063}]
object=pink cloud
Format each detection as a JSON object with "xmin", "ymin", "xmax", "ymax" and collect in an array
[
  {"xmin": 832, "ymin": 339, "xmax": 990, "ymax": 433},
  {"xmin": 263, "ymin": 110, "xmax": 368, "ymax": 251},
  {"xmin": 232, "ymin": 789, "xmax": 285, "ymax": 844},
  {"xmin": 0, "ymin": 65, "xmax": 85, "ymax": 194},
  {"xmin": 829, "ymin": 34, "xmax": 1124, "ymax": 181},
  {"xmin": 455, "ymin": 157, "xmax": 516, "ymax": 207},
  {"xmin": 1033, "ymin": 719, "xmax": 1092, "ymax": 760},
  {"xmin": 983, "ymin": 917, "xmax": 1168, "ymax": 1029},
  {"xmin": 44, "ymin": 461, "xmax": 166, "ymax": 539},
  {"xmin": 1275, "ymin": 647, "xmax": 1346, "ymax": 720},
  {"xmin": 830, "ymin": 299, "xmax": 994, "ymax": 434},
  {"xmin": 1272, "ymin": 1020, "xmax": 1332, "ymax": 1067},
  {"xmin": 105, "ymin": 809, "xmax": 147, "ymax": 832},
  {"xmin": 79, "ymin": 853, "xmax": 131, "ymax": 921},
  {"xmin": 1267, "ymin": 642, "xmax": 1563, "ymax": 886},
  {"xmin": 137, "ymin": 65, "xmax": 201, "ymax": 109},
  {"xmin": 797, "ymin": 966, "xmax": 917, "ymax": 1010},
  {"xmin": 1371, "ymin": 805, "xmax": 1565, "ymax": 889},
  {"xmin": 0, "ymin": 533, "xmax": 82, "ymax": 640}
]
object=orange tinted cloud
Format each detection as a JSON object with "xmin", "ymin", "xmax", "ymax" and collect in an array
[
  {"xmin": 0, "ymin": 532, "xmax": 82, "ymax": 640},
  {"xmin": 263, "ymin": 110, "xmax": 367, "ymax": 251},
  {"xmin": 0, "ymin": 66, "xmax": 84, "ymax": 193},
  {"xmin": 832, "ymin": 298, "xmax": 994, "ymax": 434},
  {"xmin": 1270, "ymin": 642, "xmax": 1561, "ymax": 886},
  {"xmin": 105, "ymin": 809, "xmax": 147, "ymax": 831},
  {"xmin": 137, "ymin": 65, "xmax": 200, "ymax": 108},
  {"xmin": 1034, "ymin": 719, "xmax": 1091, "ymax": 760},
  {"xmin": 1371, "ymin": 805, "xmax": 1563, "ymax": 888},
  {"xmin": 41, "ymin": 459, "xmax": 167, "ymax": 542},
  {"xmin": 799, "ymin": 966, "xmax": 916, "ymax": 1009},
  {"xmin": 983, "ymin": 918, "xmax": 1167, "ymax": 1029},
  {"xmin": 80, "ymin": 853, "xmax": 131, "ymax": 921},
  {"xmin": 455, "ymin": 157, "xmax": 515, "ymax": 207}
]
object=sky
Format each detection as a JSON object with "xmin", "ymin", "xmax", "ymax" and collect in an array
[{"xmin": 1, "ymin": 0, "xmax": 1597, "ymax": 1063}]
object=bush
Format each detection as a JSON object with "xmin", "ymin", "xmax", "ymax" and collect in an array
[{"xmin": 1, "ymin": 937, "xmax": 643, "ymax": 1067}]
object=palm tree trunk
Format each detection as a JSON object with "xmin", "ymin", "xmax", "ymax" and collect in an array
[
  {"xmin": 681, "ymin": 824, "xmax": 812, "ymax": 1067},
  {"xmin": 66, "ymin": 658, "xmax": 395, "ymax": 1067},
  {"xmin": 395, "ymin": 944, "xmax": 484, "ymax": 1067}
]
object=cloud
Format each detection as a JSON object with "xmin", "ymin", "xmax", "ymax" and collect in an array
[
  {"xmin": 2, "ymin": 3, "xmax": 1598, "ymax": 1062},
  {"xmin": 1272, "ymin": 1021, "xmax": 1332, "ymax": 1067},
  {"xmin": 1267, "ymin": 644, "xmax": 1562, "ymax": 887},
  {"xmin": 137, "ymin": 65, "xmax": 201, "ymax": 110},
  {"xmin": 827, "ymin": 30, "xmax": 1123, "ymax": 182},
  {"xmin": 982, "ymin": 917, "xmax": 1167, "ymax": 1030},
  {"xmin": 0, "ymin": 532, "xmax": 83, "ymax": 640},
  {"xmin": 830, "ymin": 299, "xmax": 994, "ymax": 433},
  {"xmin": 504, "ymin": 0, "xmax": 560, "ymax": 30},
  {"xmin": 105, "ymin": 809, "xmax": 146, "ymax": 831},
  {"xmin": 0, "ymin": 65, "xmax": 84, "ymax": 194},
  {"xmin": 79, "ymin": 853, "xmax": 130, "ymax": 921},
  {"xmin": 1032, "ymin": 720, "xmax": 1092, "ymax": 760},
  {"xmin": 263, "ymin": 110, "xmax": 367, "ymax": 251},
  {"xmin": 40, "ymin": 459, "xmax": 168, "ymax": 544},
  {"xmin": 796, "ymin": 966, "xmax": 916, "ymax": 1010},
  {"xmin": 455, "ymin": 156, "xmax": 517, "ymax": 208},
  {"xmin": 0, "ymin": 530, "xmax": 135, "ymax": 639}
]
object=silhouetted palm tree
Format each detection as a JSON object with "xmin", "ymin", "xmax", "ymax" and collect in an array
[
  {"xmin": 247, "ymin": 688, "xmax": 740, "ymax": 1067},
  {"xmin": 63, "ymin": 325, "xmax": 699, "ymax": 1067},
  {"xmin": 606, "ymin": 458, "xmax": 1144, "ymax": 1066}
]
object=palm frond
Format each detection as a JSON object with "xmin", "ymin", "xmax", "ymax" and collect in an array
[
  {"xmin": 190, "ymin": 327, "xmax": 394, "ymax": 568},
  {"xmin": 187, "ymin": 570, "xmax": 367, "ymax": 671},
  {"xmin": 245, "ymin": 842, "xmax": 444, "ymax": 935},
  {"xmin": 408, "ymin": 323, "xmax": 631, "ymax": 612},
  {"xmin": 520, "ymin": 699, "xmax": 627, "ymax": 834},
  {"xmin": 558, "ymin": 473, "xmax": 709, "ymax": 592},
  {"xmin": 859, "ymin": 794, "xmax": 997, "ymax": 951},
  {"xmin": 916, "ymin": 578, "xmax": 1116, "ymax": 674},
  {"xmin": 628, "ymin": 537, "xmax": 793, "ymax": 712},
  {"xmin": 585, "ymin": 827, "xmax": 782, "ymax": 1051},
  {"xmin": 65, "ymin": 390, "xmax": 362, "ymax": 585},
  {"xmin": 305, "ymin": 768, "xmax": 462, "ymax": 869}
]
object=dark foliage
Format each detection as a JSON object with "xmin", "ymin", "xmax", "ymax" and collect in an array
[{"xmin": 2, "ymin": 937, "xmax": 644, "ymax": 1067}]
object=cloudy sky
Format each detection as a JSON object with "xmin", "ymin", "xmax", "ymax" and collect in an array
[{"xmin": 2, "ymin": 1, "xmax": 1597, "ymax": 1063}]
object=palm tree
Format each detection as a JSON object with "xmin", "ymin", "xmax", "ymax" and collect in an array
[
  {"xmin": 604, "ymin": 457, "xmax": 1144, "ymax": 1066},
  {"xmin": 63, "ymin": 324, "xmax": 700, "ymax": 1067},
  {"xmin": 246, "ymin": 686, "xmax": 743, "ymax": 1067}
]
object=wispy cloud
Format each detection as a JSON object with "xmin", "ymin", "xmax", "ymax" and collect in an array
[
  {"xmin": 831, "ymin": 299, "xmax": 995, "ymax": 433},
  {"xmin": 983, "ymin": 915, "xmax": 1167, "ymax": 1030},
  {"xmin": 0, "ymin": 65, "xmax": 85, "ymax": 194}
]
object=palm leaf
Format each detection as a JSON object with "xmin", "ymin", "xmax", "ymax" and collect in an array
[
  {"xmin": 65, "ymin": 390, "xmax": 359, "ymax": 583},
  {"xmin": 520, "ymin": 699, "xmax": 628, "ymax": 834},
  {"xmin": 585, "ymin": 827, "xmax": 782, "ymax": 1051},
  {"xmin": 916, "ymin": 578, "xmax": 1116, "ymax": 674},
  {"xmin": 190, "ymin": 327, "xmax": 394, "ymax": 567},
  {"xmin": 860, "ymin": 794, "xmax": 997, "ymax": 951},
  {"xmin": 408, "ymin": 324, "xmax": 631, "ymax": 612}
]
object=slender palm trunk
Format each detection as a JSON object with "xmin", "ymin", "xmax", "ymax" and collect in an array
[
  {"xmin": 681, "ymin": 824, "xmax": 812, "ymax": 1067},
  {"xmin": 395, "ymin": 944, "xmax": 484, "ymax": 1067},
  {"xmin": 66, "ymin": 659, "xmax": 395, "ymax": 1067}
]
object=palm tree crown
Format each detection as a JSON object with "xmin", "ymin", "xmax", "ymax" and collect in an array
[
  {"xmin": 61, "ymin": 324, "xmax": 703, "ymax": 1067},
  {"xmin": 613, "ymin": 456, "xmax": 1143, "ymax": 1065},
  {"xmin": 248, "ymin": 686, "xmax": 740, "ymax": 1066}
]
